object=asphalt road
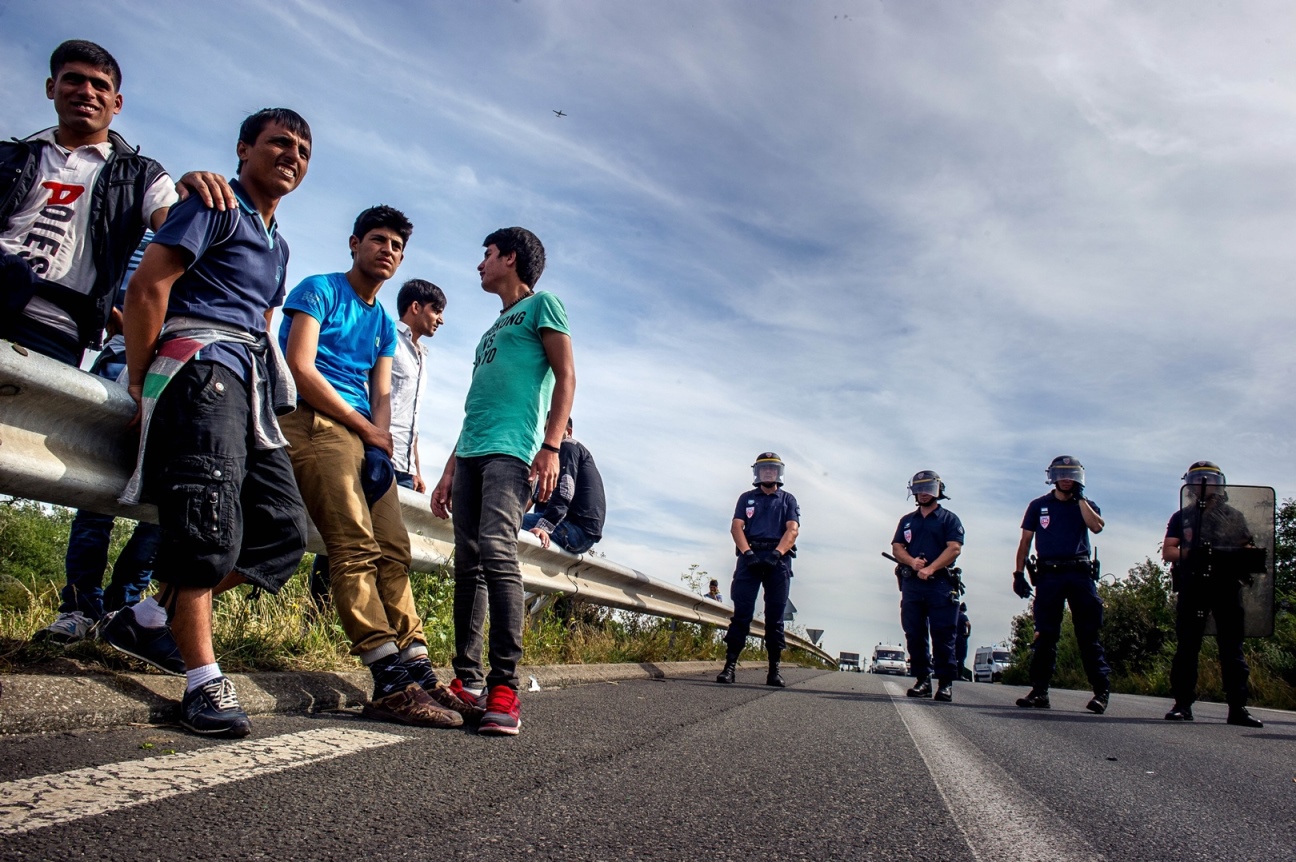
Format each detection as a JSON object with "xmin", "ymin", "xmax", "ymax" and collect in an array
[{"xmin": 1, "ymin": 669, "xmax": 1292, "ymax": 861}]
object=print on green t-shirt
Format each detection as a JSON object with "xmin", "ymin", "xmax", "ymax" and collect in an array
[{"xmin": 456, "ymin": 291, "xmax": 570, "ymax": 463}]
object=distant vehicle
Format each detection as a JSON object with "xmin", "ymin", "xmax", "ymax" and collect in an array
[
  {"xmin": 870, "ymin": 644, "xmax": 907, "ymax": 676},
  {"xmin": 973, "ymin": 646, "xmax": 1012, "ymax": 683}
]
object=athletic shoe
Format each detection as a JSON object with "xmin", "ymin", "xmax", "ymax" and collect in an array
[
  {"xmin": 180, "ymin": 676, "xmax": 251, "ymax": 738},
  {"xmin": 1164, "ymin": 703, "xmax": 1194, "ymax": 721},
  {"xmin": 426, "ymin": 682, "xmax": 485, "ymax": 723},
  {"xmin": 1015, "ymin": 690, "xmax": 1051, "ymax": 709},
  {"xmin": 363, "ymin": 683, "xmax": 463, "ymax": 728},
  {"xmin": 34, "ymin": 610, "xmax": 93, "ymax": 644},
  {"xmin": 449, "ymin": 677, "xmax": 486, "ymax": 709},
  {"xmin": 1086, "ymin": 689, "xmax": 1110, "ymax": 715},
  {"xmin": 99, "ymin": 608, "xmax": 185, "ymax": 676},
  {"xmin": 479, "ymin": 685, "xmax": 521, "ymax": 736}
]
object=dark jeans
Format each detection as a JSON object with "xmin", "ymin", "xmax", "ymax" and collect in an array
[
  {"xmin": 1029, "ymin": 569, "xmax": 1111, "ymax": 693},
  {"xmin": 901, "ymin": 576, "xmax": 959, "ymax": 683},
  {"xmin": 451, "ymin": 454, "xmax": 532, "ymax": 690},
  {"xmin": 1, "ymin": 314, "xmax": 83, "ymax": 367},
  {"xmin": 60, "ymin": 511, "xmax": 162, "ymax": 619},
  {"xmin": 1170, "ymin": 576, "xmax": 1250, "ymax": 707},
  {"xmin": 521, "ymin": 512, "xmax": 596, "ymax": 555},
  {"xmin": 309, "ymin": 471, "xmax": 416, "ymax": 607},
  {"xmin": 956, "ymin": 634, "xmax": 969, "ymax": 668},
  {"xmin": 143, "ymin": 361, "xmax": 307, "ymax": 592},
  {"xmin": 724, "ymin": 554, "xmax": 791, "ymax": 655}
]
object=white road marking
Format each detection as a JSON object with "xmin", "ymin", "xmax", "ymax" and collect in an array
[
  {"xmin": 0, "ymin": 727, "xmax": 405, "ymax": 836},
  {"xmin": 884, "ymin": 681, "xmax": 1103, "ymax": 862}
]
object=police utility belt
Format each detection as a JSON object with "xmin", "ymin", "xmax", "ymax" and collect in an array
[
  {"xmin": 1026, "ymin": 555, "xmax": 1097, "ymax": 581},
  {"xmin": 745, "ymin": 538, "xmax": 796, "ymax": 557}
]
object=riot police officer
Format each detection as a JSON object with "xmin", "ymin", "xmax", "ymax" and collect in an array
[
  {"xmin": 1162, "ymin": 462, "xmax": 1263, "ymax": 727},
  {"xmin": 891, "ymin": 470, "xmax": 964, "ymax": 702},
  {"xmin": 1012, "ymin": 455, "xmax": 1111, "ymax": 714},
  {"xmin": 717, "ymin": 453, "xmax": 800, "ymax": 687}
]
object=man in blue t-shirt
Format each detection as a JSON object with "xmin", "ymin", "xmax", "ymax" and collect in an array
[
  {"xmin": 890, "ymin": 470, "xmax": 964, "ymax": 701},
  {"xmin": 430, "ymin": 226, "xmax": 575, "ymax": 736},
  {"xmin": 123, "ymin": 109, "xmax": 313, "ymax": 739},
  {"xmin": 278, "ymin": 206, "xmax": 469, "ymax": 730},
  {"xmin": 716, "ymin": 452, "xmax": 801, "ymax": 688},
  {"xmin": 1012, "ymin": 455, "xmax": 1111, "ymax": 714}
]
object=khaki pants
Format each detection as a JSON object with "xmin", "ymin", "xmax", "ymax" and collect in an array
[{"xmin": 280, "ymin": 404, "xmax": 423, "ymax": 656}]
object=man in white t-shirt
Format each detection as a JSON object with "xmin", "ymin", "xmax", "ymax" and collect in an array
[{"xmin": 0, "ymin": 40, "xmax": 232, "ymax": 366}]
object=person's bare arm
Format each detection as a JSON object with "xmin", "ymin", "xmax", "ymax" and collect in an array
[
  {"xmin": 123, "ymin": 244, "xmax": 189, "ymax": 421},
  {"xmin": 1014, "ymin": 529, "xmax": 1034, "ymax": 573},
  {"xmin": 174, "ymin": 171, "xmax": 239, "ymax": 211},
  {"xmin": 1080, "ymin": 499, "xmax": 1104, "ymax": 533},
  {"xmin": 1163, "ymin": 536, "xmax": 1181, "ymax": 564},
  {"xmin": 776, "ymin": 521, "xmax": 799, "ymax": 556},
  {"xmin": 531, "ymin": 328, "xmax": 575, "ymax": 502},
  {"xmin": 283, "ymin": 312, "xmax": 392, "ymax": 454},
  {"xmin": 369, "ymin": 356, "xmax": 393, "ymax": 435},
  {"xmin": 430, "ymin": 451, "xmax": 456, "ymax": 519},
  {"xmin": 920, "ymin": 541, "xmax": 962, "ymax": 578},
  {"xmin": 731, "ymin": 518, "xmax": 750, "ymax": 554}
]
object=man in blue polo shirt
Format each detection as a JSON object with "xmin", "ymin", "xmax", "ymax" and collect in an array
[
  {"xmin": 1012, "ymin": 455, "xmax": 1111, "ymax": 714},
  {"xmin": 890, "ymin": 470, "xmax": 964, "ymax": 702},
  {"xmin": 122, "ymin": 108, "xmax": 313, "ymax": 739},
  {"xmin": 279, "ymin": 206, "xmax": 468, "ymax": 729},
  {"xmin": 716, "ymin": 452, "xmax": 800, "ymax": 688}
]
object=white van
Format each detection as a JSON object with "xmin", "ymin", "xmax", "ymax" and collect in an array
[
  {"xmin": 973, "ymin": 646, "xmax": 1012, "ymax": 682},
  {"xmin": 870, "ymin": 644, "xmax": 907, "ymax": 675}
]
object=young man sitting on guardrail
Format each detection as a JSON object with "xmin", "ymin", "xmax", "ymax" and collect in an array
[
  {"xmin": 119, "ymin": 109, "xmax": 314, "ymax": 739},
  {"xmin": 278, "ymin": 206, "xmax": 474, "ymax": 730},
  {"xmin": 430, "ymin": 227, "xmax": 575, "ymax": 736}
]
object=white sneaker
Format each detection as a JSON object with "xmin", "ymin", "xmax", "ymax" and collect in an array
[{"xmin": 35, "ymin": 610, "xmax": 94, "ymax": 644}]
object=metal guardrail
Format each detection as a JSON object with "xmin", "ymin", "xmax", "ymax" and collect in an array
[{"xmin": 0, "ymin": 341, "xmax": 833, "ymax": 664}]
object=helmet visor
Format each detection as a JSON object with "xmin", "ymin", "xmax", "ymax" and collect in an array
[
  {"xmin": 1183, "ymin": 467, "xmax": 1225, "ymax": 486},
  {"xmin": 753, "ymin": 461, "xmax": 785, "ymax": 486},
  {"xmin": 1047, "ymin": 464, "xmax": 1085, "ymax": 486},
  {"xmin": 909, "ymin": 477, "xmax": 942, "ymax": 498}
]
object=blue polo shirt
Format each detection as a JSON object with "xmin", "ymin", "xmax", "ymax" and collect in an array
[
  {"xmin": 153, "ymin": 178, "xmax": 289, "ymax": 379},
  {"xmin": 892, "ymin": 505, "xmax": 964, "ymax": 562},
  {"xmin": 278, "ymin": 272, "xmax": 397, "ymax": 418},
  {"xmin": 1022, "ymin": 492, "xmax": 1100, "ymax": 559},
  {"xmin": 733, "ymin": 487, "xmax": 799, "ymax": 543}
]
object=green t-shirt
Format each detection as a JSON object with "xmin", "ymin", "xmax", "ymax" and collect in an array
[{"xmin": 456, "ymin": 291, "xmax": 570, "ymax": 463}]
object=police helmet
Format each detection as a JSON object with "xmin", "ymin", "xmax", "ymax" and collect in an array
[
  {"xmin": 1045, "ymin": 455, "xmax": 1085, "ymax": 488},
  {"xmin": 752, "ymin": 452, "xmax": 785, "ymax": 487},
  {"xmin": 907, "ymin": 469, "xmax": 948, "ymax": 501},
  {"xmin": 1182, "ymin": 460, "xmax": 1225, "ymax": 486}
]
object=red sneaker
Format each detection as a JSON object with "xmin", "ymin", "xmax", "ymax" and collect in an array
[
  {"xmin": 443, "ymin": 678, "xmax": 486, "ymax": 722},
  {"xmin": 479, "ymin": 685, "xmax": 521, "ymax": 736}
]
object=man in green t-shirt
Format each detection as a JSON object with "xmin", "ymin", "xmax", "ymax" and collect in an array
[{"xmin": 430, "ymin": 226, "xmax": 574, "ymax": 736}]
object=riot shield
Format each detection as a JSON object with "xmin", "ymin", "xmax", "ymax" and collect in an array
[{"xmin": 1177, "ymin": 483, "xmax": 1275, "ymax": 637}]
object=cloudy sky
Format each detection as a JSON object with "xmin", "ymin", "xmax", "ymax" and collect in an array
[{"xmin": 4, "ymin": 0, "xmax": 1294, "ymax": 659}]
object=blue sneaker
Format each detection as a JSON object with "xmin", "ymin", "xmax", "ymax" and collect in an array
[
  {"xmin": 181, "ymin": 676, "xmax": 251, "ymax": 738},
  {"xmin": 100, "ymin": 607, "xmax": 185, "ymax": 676},
  {"xmin": 34, "ymin": 610, "xmax": 94, "ymax": 644}
]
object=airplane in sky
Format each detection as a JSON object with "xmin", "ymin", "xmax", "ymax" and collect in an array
[{"xmin": 553, "ymin": 109, "xmax": 567, "ymax": 117}]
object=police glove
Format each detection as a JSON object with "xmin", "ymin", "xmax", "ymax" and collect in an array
[{"xmin": 1013, "ymin": 571, "xmax": 1033, "ymax": 599}]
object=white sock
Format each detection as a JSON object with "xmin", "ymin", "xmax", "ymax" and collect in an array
[
  {"xmin": 462, "ymin": 684, "xmax": 483, "ymax": 697},
  {"xmin": 186, "ymin": 662, "xmax": 222, "ymax": 692},
  {"xmin": 131, "ymin": 597, "xmax": 168, "ymax": 629}
]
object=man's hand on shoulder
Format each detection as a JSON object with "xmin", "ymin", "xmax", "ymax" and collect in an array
[{"xmin": 175, "ymin": 171, "xmax": 238, "ymax": 211}]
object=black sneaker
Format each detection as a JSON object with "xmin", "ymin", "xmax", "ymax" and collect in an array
[
  {"xmin": 100, "ymin": 607, "xmax": 185, "ymax": 676},
  {"xmin": 180, "ymin": 676, "xmax": 251, "ymax": 738},
  {"xmin": 1164, "ymin": 703, "xmax": 1194, "ymax": 721},
  {"xmin": 1227, "ymin": 706, "xmax": 1263, "ymax": 728},
  {"xmin": 1016, "ymin": 690, "xmax": 1051, "ymax": 709},
  {"xmin": 1086, "ymin": 689, "xmax": 1110, "ymax": 715},
  {"xmin": 906, "ymin": 678, "xmax": 932, "ymax": 698}
]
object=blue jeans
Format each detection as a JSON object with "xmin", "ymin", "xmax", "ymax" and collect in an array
[
  {"xmin": 61, "ymin": 511, "xmax": 162, "ymax": 619},
  {"xmin": 901, "ymin": 575, "xmax": 960, "ymax": 683},
  {"xmin": 451, "ymin": 455, "xmax": 532, "ymax": 690},
  {"xmin": 521, "ymin": 512, "xmax": 595, "ymax": 555},
  {"xmin": 310, "ymin": 471, "xmax": 415, "ymax": 605},
  {"xmin": 724, "ymin": 554, "xmax": 791, "ymax": 655},
  {"xmin": 1029, "ymin": 569, "xmax": 1110, "ymax": 692}
]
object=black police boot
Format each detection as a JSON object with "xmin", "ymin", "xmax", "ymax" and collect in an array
[
  {"xmin": 906, "ymin": 677, "xmax": 932, "ymax": 698},
  {"xmin": 716, "ymin": 653, "xmax": 738, "ymax": 685},
  {"xmin": 766, "ymin": 651, "xmax": 785, "ymax": 687},
  {"xmin": 1015, "ymin": 689, "xmax": 1051, "ymax": 709},
  {"xmin": 934, "ymin": 680, "xmax": 953, "ymax": 702},
  {"xmin": 1227, "ymin": 705, "xmax": 1263, "ymax": 728},
  {"xmin": 1164, "ymin": 703, "xmax": 1194, "ymax": 721},
  {"xmin": 1086, "ymin": 688, "xmax": 1110, "ymax": 715}
]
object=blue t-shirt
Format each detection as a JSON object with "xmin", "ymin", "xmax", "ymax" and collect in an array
[
  {"xmin": 892, "ymin": 505, "xmax": 965, "ymax": 563},
  {"xmin": 152, "ymin": 178, "xmax": 289, "ymax": 379},
  {"xmin": 733, "ymin": 487, "xmax": 800, "ymax": 543},
  {"xmin": 278, "ymin": 272, "xmax": 397, "ymax": 418},
  {"xmin": 1021, "ymin": 492, "xmax": 1100, "ymax": 559}
]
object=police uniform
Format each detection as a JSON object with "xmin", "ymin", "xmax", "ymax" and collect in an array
[
  {"xmin": 1165, "ymin": 505, "xmax": 1252, "ymax": 718},
  {"xmin": 892, "ymin": 505, "xmax": 964, "ymax": 686},
  {"xmin": 1021, "ymin": 492, "xmax": 1110, "ymax": 697},
  {"xmin": 956, "ymin": 604, "xmax": 971, "ymax": 677},
  {"xmin": 725, "ymin": 486, "xmax": 799, "ymax": 659}
]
